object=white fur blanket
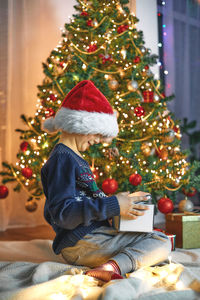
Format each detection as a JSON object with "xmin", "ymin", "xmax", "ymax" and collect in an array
[{"xmin": 0, "ymin": 240, "xmax": 200, "ymax": 300}]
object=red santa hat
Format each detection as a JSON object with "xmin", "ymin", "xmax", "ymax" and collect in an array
[{"xmin": 43, "ymin": 80, "xmax": 119, "ymax": 137}]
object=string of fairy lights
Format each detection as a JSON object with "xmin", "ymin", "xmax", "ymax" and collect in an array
[{"xmin": 4, "ymin": 0, "xmax": 188, "ymax": 205}]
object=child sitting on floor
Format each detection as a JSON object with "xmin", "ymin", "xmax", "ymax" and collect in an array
[{"xmin": 41, "ymin": 80, "xmax": 171, "ymax": 282}]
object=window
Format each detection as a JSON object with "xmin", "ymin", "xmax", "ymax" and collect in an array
[{"xmin": 157, "ymin": 0, "xmax": 200, "ymax": 129}]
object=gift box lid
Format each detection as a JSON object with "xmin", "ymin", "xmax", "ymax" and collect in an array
[{"xmin": 166, "ymin": 213, "xmax": 200, "ymax": 222}]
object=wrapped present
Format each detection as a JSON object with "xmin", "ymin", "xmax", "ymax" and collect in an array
[
  {"xmin": 113, "ymin": 204, "xmax": 154, "ymax": 232},
  {"xmin": 154, "ymin": 228, "xmax": 176, "ymax": 251},
  {"xmin": 142, "ymin": 91, "xmax": 154, "ymax": 102},
  {"xmin": 165, "ymin": 212, "xmax": 200, "ymax": 249}
]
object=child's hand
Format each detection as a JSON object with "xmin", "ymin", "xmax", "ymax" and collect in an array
[{"xmin": 116, "ymin": 191, "xmax": 151, "ymax": 220}]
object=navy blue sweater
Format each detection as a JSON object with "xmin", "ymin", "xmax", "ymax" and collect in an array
[{"xmin": 41, "ymin": 143, "xmax": 120, "ymax": 254}]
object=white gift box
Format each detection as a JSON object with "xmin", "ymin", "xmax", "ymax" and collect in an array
[{"xmin": 113, "ymin": 204, "xmax": 154, "ymax": 232}]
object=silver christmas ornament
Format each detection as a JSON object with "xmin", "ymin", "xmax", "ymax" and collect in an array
[{"xmin": 178, "ymin": 198, "xmax": 194, "ymax": 212}]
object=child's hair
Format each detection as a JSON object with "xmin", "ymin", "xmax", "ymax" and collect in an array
[{"xmin": 42, "ymin": 80, "xmax": 118, "ymax": 137}]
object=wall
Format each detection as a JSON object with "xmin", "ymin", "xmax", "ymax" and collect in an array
[{"xmin": 134, "ymin": 0, "xmax": 159, "ymax": 77}]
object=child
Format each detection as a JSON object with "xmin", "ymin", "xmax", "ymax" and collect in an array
[{"xmin": 41, "ymin": 80, "xmax": 171, "ymax": 282}]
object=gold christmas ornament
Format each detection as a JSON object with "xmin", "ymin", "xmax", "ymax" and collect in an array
[
  {"xmin": 25, "ymin": 200, "xmax": 38, "ymax": 212},
  {"xmin": 108, "ymin": 79, "xmax": 119, "ymax": 90},
  {"xmin": 141, "ymin": 143, "xmax": 151, "ymax": 156},
  {"xmin": 127, "ymin": 80, "xmax": 138, "ymax": 92}
]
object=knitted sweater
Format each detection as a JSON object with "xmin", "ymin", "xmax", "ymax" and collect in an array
[{"xmin": 41, "ymin": 143, "xmax": 120, "ymax": 254}]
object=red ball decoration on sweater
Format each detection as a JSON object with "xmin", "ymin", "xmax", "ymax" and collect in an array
[
  {"xmin": 0, "ymin": 185, "xmax": 9, "ymax": 199},
  {"xmin": 134, "ymin": 106, "xmax": 145, "ymax": 117},
  {"xmin": 117, "ymin": 24, "xmax": 129, "ymax": 34},
  {"xmin": 102, "ymin": 178, "xmax": 118, "ymax": 194},
  {"xmin": 22, "ymin": 167, "xmax": 33, "ymax": 179},
  {"xmin": 81, "ymin": 11, "xmax": 89, "ymax": 16},
  {"xmin": 158, "ymin": 197, "xmax": 174, "ymax": 214},
  {"xmin": 45, "ymin": 108, "xmax": 55, "ymax": 118},
  {"xmin": 20, "ymin": 141, "xmax": 29, "ymax": 152},
  {"xmin": 129, "ymin": 174, "xmax": 142, "ymax": 186},
  {"xmin": 87, "ymin": 44, "xmax": 97, "ymax": 52},
  {"xmin": 133, "ymin": 56, "xmax": 141, "ymax": 63}
]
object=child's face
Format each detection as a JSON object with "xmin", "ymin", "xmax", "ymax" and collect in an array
[{"xmin": 76, "ymin": 134, "xmax": 113, "ymax": 152}]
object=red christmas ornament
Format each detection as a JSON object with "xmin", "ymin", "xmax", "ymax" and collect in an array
[
  {"xmin": 182, "ymin": 187, "xmax": 197, "ymax": 197},
  {"xmin": 102, "ymin": 178, "xmax": 118, "ymax": 194},
  {"xmin": 49, "ymin": 94, "xmax": 57, "ymax": 101},
  {"xmin": 22, "ymin": 167, "xmax": 33, "ymax": 179},
  {"xmin": 20, "ymin": 141, "xmax": 29, "ymax": 152},
  {"xmin": 45, "ymin": 108, "xmax": 55, "ymax": 118},
  {"xmin": 133, "ymin": 56, "xmax": 141, "ymax": 63},
  {"xmin": 158, "ymin": 197, "xmax": 174, "ymax": 214},
  {"xmin": 134, "ymin": 106, "xmax": 145, "ymax": 117},
  {"xmin": 0, "ymin": 185, "xmax": 9, "ymax": 199},
  {"xmin": 81, "ymin": 11, "xmax": 89, "ymax": 16},
  {"xmin": 129, "ymin": 174, "xmax": 142, "ymax": 186},
  {"xmin": 99, "ymin": 54, "xmax": 112, "ymax": 64},
  {"xmin": 86, "ymin": 19, "xmax": 93, "ymax": 27},
  {"xmin": 144, "ymin": 65, "xmax": 149, "ymax": 70},
  {"xmin": 142, "ymin": 91, "xmax": 154, "ymax": 103},
  {"xmin": 87, "ymin": 44, "xmax": 97, "ymax": 52},
  {"xmin": 117, "ymin": 24, "xmax": 129, "ymax": 34}
]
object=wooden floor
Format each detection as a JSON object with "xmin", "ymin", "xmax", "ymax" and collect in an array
[{"xmin": 0, "ymin": 225, "xmax": 55, "ymax": 241}]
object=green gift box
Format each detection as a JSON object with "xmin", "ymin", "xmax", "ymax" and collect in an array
[{"xmin": 165, "ymin": 213, "xmax": 200, "ymax": 249}]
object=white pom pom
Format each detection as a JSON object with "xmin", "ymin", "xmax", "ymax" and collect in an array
[{"xmin": 42, "ymin": 117, "xmax": 57, "ymax": 133}]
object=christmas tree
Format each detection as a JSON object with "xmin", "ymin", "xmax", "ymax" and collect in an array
[{"xmin": 1, "ymin": 0, "xmax": 200, "ymax": 212}]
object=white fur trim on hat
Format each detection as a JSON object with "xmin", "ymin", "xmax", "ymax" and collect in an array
[
  {"xmin": 43, "ymin": 107, "xmax": 119, "ymax": 137},
  {"xmin": 42, "ymin": 117, "xmax": 57, "ymax": 133}
]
